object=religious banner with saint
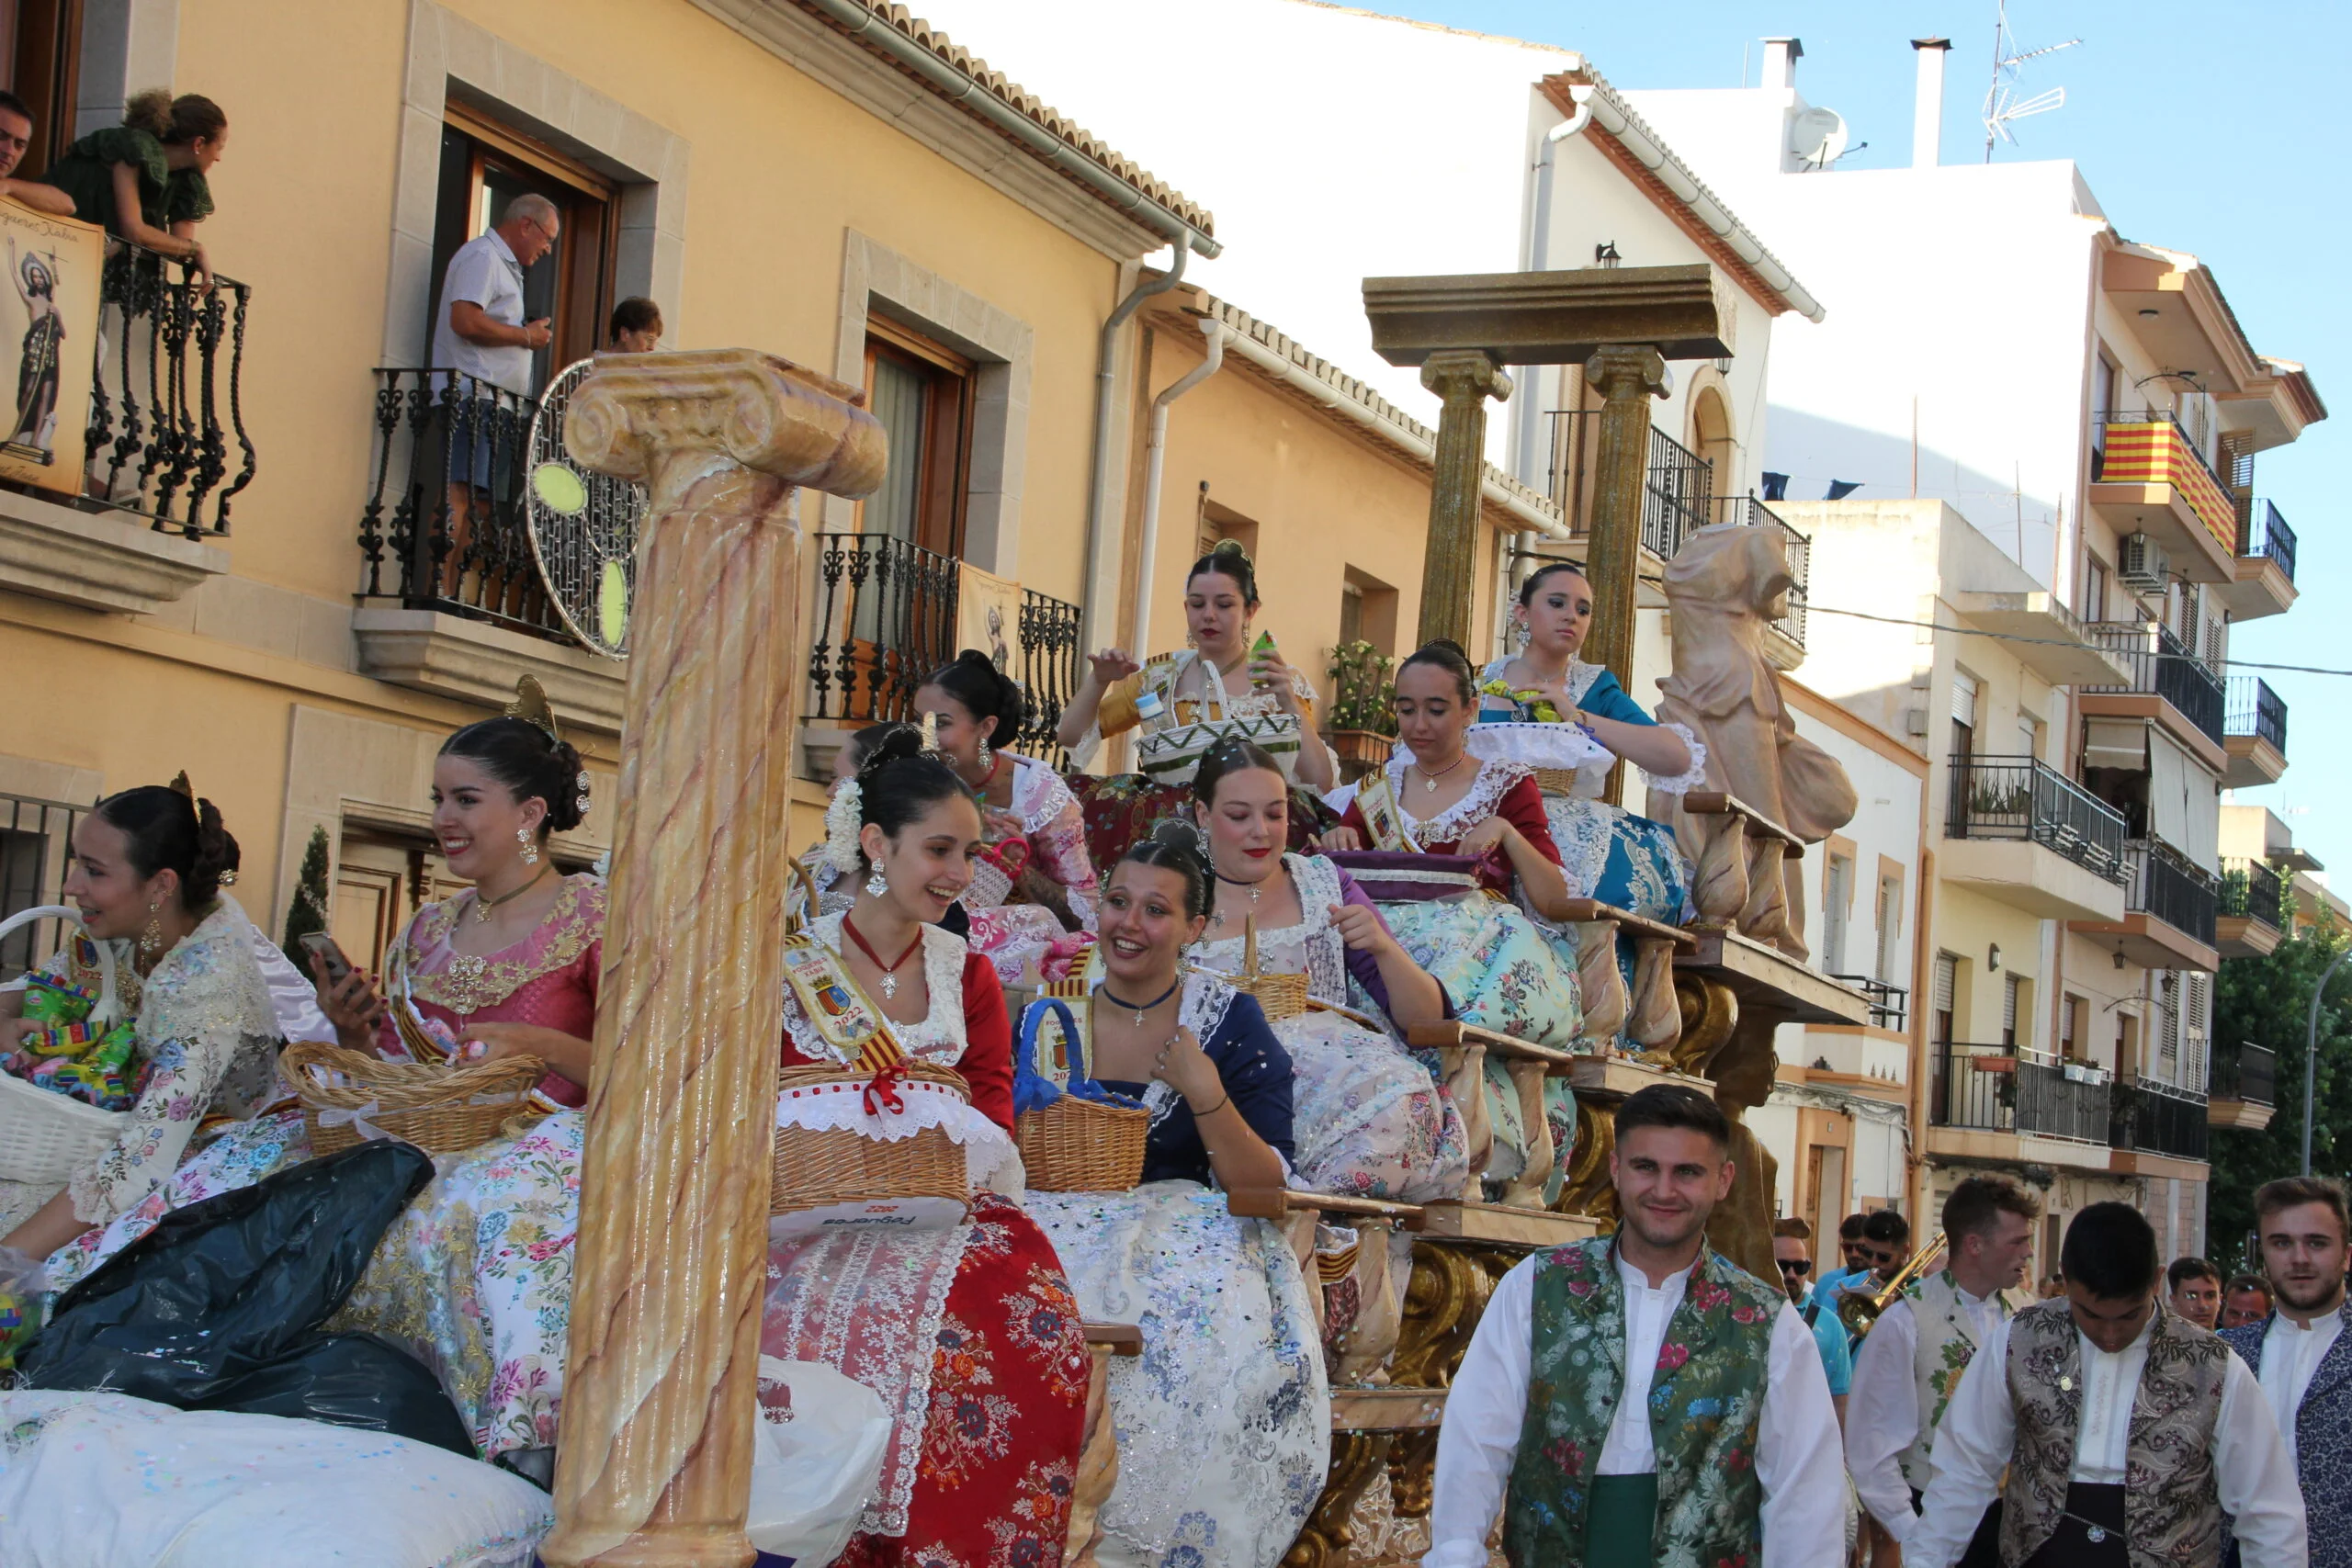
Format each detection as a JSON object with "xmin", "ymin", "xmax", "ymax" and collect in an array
[
  {"xmin": 954, "ymin": 561, "xmax": 1022, "ymax": 676},
  {"xmin": 0, "ymin": 199, "xmax": 99, "ymax": 493}
]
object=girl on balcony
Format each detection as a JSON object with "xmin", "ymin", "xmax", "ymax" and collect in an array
[
  {"xmin": 1024, "ymin": 821, "xmax": 1326, "ymax": 1568},
  {"xmin": 1317, "ymin": 639, "xmax": 1586, "ymax": 1195},
  {"xmin": 1055, "ymin": 538, "xmax": 1338, "ymax": 865},
  {"xmin": 40, "ymin": 90, "xmax": 226, "ymax": 290},
  {"xmin": 40, "ymin": 678, "xmax": 605, "ymax": 1294},
  {"xmin": 1477, "ymin": 561, "xmax": 1702, "ymax": 925},
  {"xmin": 914, "ymin": 649, "xmax": 1098, "ymax": 982}
]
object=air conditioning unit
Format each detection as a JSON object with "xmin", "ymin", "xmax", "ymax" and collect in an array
[{"xmin": 2118, "ymin": 532, "xmax": 2169, "ymax": 592}]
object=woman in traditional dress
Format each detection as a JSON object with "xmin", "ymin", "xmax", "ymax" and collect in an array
[
  {"xmin": 1187, "ymin": 738, "xmax": 1465, "ymax": 1205},
  {"xmin": 1025, "ymin": 822, "xmax": 1327, "ymax": 1568},
  {"xmin": 1320, "ymin": 640, "xmax": 1586, "ymax": 1193},
  {"xmin": 0, "ymin": 783, "xmax": 279, "ymax": 1259},
  {"xmin": 1055, "ymin": 539, "xmax": 1334, "ymax": 865},
  {"xmin": 337, "ymin": 730, "xmax": 1092, "ymax": 1568},
  {"xmin": 42, "ymin": 681, "xmax": 603, "ymax": 1293},
  {"xmin": 915, "ymin": 649, "xmax": 1098, "ymax": 982},
  {"xmin": 1477, "ymin": 561, "xmax": 1702, "ymax": 924}
]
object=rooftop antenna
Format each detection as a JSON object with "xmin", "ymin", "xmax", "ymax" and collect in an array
[{"xmin": 1981, "ymin": 0, "xmax": 2080, "ymax": 162}]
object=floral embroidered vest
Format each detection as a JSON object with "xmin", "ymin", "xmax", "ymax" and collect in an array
[
  {"xmin": 1896, "ymin": 1270, "xmax": 2008, "ymax": 1493},
  {"xmin": 1503, "ymin": 1237, "xmax": 1781, "ymax": 1568},
  {"xmin": 1999, "ymin": 1299, "xmax": 2227, "ymax": 1568}
]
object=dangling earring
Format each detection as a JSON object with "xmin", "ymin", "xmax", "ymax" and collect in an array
[
  {"xmin": 1513, "ymin": 619, "xmax": 1532, "ymax": 650},
  {"xmin": 518, "ymin": 826, "xmax": 540, "ymax": 866},
  {"xmin": 977, "ymin": 735, "xmax": 993, "ymax": 775},
  {"xmin": 865, "ymin": 860, "xmax": 889, "ymax": 897},
  {"xmin": 138, "ymin": 900, "xmax": 163, "ymax": 961}
]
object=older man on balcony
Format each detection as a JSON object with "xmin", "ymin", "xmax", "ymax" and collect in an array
[{"xmin": 429, "ymin": 191, "xmax": 558, "ymax": 595}]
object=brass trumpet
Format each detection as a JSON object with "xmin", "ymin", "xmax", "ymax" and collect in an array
[{"xmin": 1837, "ymin": 1231, "xmax": 1948, "ymax": 1339}]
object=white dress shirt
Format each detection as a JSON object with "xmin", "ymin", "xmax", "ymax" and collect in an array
[
  {"xmin": 2260, "ymin": 1308, "xmax": 2344, "ymax": 1464},
  {"xmin": 1423, "ymin": 1249, "xmax": 1847, "ymax": 1568},
  {"xmin": 1844, "ymin": 1285, "xmax": 2002, "ymax": 1542},
  {"xmin": 1907, "ymin": 1312, "xmax": 2307, "ymax": 1568}
]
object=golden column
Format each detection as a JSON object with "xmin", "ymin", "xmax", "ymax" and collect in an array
[
  {"xmin": 1415, "ymin": 349, "xmax": 1512, "ymax": 649},
  {"xmin": 541, "ymin": 349, "xmax": 886, "ymax": 1568},
  {"xmin": 1579, "ymin": 346, "xmax": 1669, "ymax": 806}
]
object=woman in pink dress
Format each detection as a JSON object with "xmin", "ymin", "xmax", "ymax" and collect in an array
[{"xmin": 42, "ymin": 683, "xmax": 602, "ymax": 1292}]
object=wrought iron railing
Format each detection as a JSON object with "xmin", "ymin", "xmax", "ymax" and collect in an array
[
  {"xmin": 2083, "ymin": 620, "xmax": 2225, "ymax": 747},
  {"xmin": 0, "ymin": 791, "xmax": 87, "ymax": 980},
  {"xmin": 1827, "ymin": 974, "xmax": 1908, "ymax": 1032},
  {"xmin": 806, "ymin": 530, "xmax": 1082, "ymax": 758},
  {"xmin": 1724, "ymin": 493, "xmax": 1807, "ymax": 649},
  {"xmin": 2237, "ymin": 498, "xmax": 2297, "ymax": 582},
  {"xmin": 2123, "ymin": 839, "xmax": 2217, "ymax": 945},
  {"xmin": 2210, "ymin": 1040, "xmax": 2277, "ymax": 1107},
  {"xmin": 1644, "ymin": 424, "xmax": 1712, "ymax": 562},
  {"xmin": 76, "ymin": 243, "xmax": 254, "ymax": 538},
  {"xmin": 2224, "ymin": 676, "xmax": 2287, "ymax": 756},
  {"xmin": 356, "ymin": 368, "xmax": 567, "ymax": 639},
  {"xmin": 2110, "ymin": 1074, "xmax": 2210, "ymax": 1161},
  {"xmin": 1944, "ymin": 754, "xmax": 2128, "ymax": 885},
  {"xmin": 2221, "ymin": 857, "xmax": 2284, "ymax": 931},
  {"xmin": 1932, "ymin": 1038, "xmax": 2112, "ymax": 1142}
]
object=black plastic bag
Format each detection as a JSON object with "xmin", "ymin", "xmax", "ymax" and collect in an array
[{"xmin": 18, "ymin": 1138, "xmax": 471, "ymax": 1453}]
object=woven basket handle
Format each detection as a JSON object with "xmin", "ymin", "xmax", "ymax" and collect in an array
[
  {"xmin": 1241, "ymin": 912, "xmax": 1260, "ymax": 980},
  {"xmin": 1014, "ymin": 995, "xmax": 1086, "ymax": 1095},
  {"xmin": 785, "ymin": 856, "xmax": 821, "ymax": 936},
  {"xmin": 0, "ymin": 904, "xmax": 119, "ymax": 1028}
]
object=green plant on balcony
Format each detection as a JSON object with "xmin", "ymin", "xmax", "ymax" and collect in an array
[
  {"xmin": 1967, "ymin": 780, "xmax": 2031, "ymax": 818},
  {"xmin": 1326, "ymin": 640, "xmax": 1398, "ymax": 779}
]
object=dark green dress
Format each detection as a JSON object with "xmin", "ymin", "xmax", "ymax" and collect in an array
[{"xmin": 36, "ymin": 126, "xmax": 212, "ymax": 235}]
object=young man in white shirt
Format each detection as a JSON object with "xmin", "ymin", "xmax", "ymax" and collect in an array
[
  {"xmin": 1844, "ymin": 1173, "xmax": 2038, "ymax": 1568},
  {"xmin": 1422, "ymin": 1084, "xmax": 1844, "ymax": 1568},
  {"xmin": 1911, "ymin": 1201, "xmax": 2305, "ymax": 1568},
  {"xmin": 2219, "ymin": 1176, "xmax": 2352, "ymax": 1568}
]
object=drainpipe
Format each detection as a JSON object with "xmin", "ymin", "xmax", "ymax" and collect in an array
[
  {"xmin": 1083, "ymin": 236, "xmax": 1190, "ymax": 649},
  {"xmin": 1514, "ymin": 89, "xmax": 1596, "ymax": 497},
  {"xmin": 1132, "ymin": 317, "xmax": 1227, "ymax": 657}
]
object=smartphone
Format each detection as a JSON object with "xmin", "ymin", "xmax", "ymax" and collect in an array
[{"xmin": 300, "ymin": 931, "xmax": 355, "ymax": 986}]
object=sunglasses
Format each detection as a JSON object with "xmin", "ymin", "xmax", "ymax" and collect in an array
[{"xmin": 1777, "ymin": 1258, "xmax": 1812, "ymax": 1275}]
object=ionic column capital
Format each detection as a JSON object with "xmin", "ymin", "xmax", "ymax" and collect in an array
[
  {"xmin": 1582, "ymin": 345, "xmax": 1670, "ymax": 401},
  {"xmin": 1419, "ymin": 348, "xmax": 1514, "ymax": 405}
]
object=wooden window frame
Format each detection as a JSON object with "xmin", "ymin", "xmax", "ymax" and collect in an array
[
  {"xmin": 439, "ymin": 102, "xmax": 621, "ymax": 372},
  {"xmin": 859, "ymin": 312, "xmax": 974, "ymax": 559}
]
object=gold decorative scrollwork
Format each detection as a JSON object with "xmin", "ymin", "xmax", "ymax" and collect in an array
[{"xmin": 1284, "ymin": 1431, "xmax": 1394, "ymax": 1568}]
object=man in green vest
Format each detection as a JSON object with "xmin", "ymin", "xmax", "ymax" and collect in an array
[{"xmin": 1422, "ymin": 1084, "xmax": 1845, "ymax": 1568}]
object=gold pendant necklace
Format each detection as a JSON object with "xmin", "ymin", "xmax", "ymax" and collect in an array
[
  {"xmin": 1413, "ymin": 753, "xmax": 1468, "ymax": 795},
  {"xmin": 474, "ymin": 864, "xmax": 552, "ymax": 924}
]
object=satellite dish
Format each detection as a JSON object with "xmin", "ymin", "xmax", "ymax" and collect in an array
[
  {"xmin": 525, "ymin": 358, "xmax": 647, "ymax": 660},
  {"xmin": 1790, "ymin": 107, "xmax": 1849, "ymax": 168}
]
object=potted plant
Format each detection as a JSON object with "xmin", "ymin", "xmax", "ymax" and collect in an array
[{"xmin": 1324, "ymin": 640, "xmax": 1397, "ymax": 779}]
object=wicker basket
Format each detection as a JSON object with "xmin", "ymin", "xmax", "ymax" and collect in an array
[
  {"xmin": 1532, "ymin": 767, "xmax": 1579, "ymax": 797},
  {"xmin": 771, "ymin": 1059, "xmax": 974, "ymax": 1215},
  {"xmin": 1012, "ymin": 998, "xmax": 1148, "ymax": 1192},
  {"xmin": 0, "ymin": 905, "xmax": 130, "ymax": 1186},
  {"xmin": 285, "ymin": 1040, "xmax": 547, "ymax": 1157},
  {"xmin": 1228, "ymin": 914, "xmax": 1309, "ymax": 1022}
]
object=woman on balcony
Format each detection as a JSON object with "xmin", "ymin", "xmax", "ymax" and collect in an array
[
  {"xmin": 1055, "ymin": 539, "xmax": 1337, "ymax": 864},
  {"xmin": 40, "ymin": 678, "xmax": 605, "ymax": 1293},
  {"xmin": 1318, "ymin": 639, "xmax": 1586, "ymax": 1195},
  {"xmin": 914, "ymin": 649, "xmax": 1098, "ymax": 982},
  {"xmin": 1024, "ymin": 821, "xmax": 1326, "ymax": 1568},
  {"xmin": 1476, "ymin": 561, "xmax": 1702, "ymax": 926},
  {"xmin": 40, "ymin": 90, "xmax": 226, "ymax": 289}
]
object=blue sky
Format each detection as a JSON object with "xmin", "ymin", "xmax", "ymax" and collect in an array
[{"xmin": 1344, "ymin": 0, "xmax": 2350, "ymax": 878}]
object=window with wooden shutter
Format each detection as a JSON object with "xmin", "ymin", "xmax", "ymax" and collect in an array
[
  {"xmin": 1933, "ymin": 953, "xmax": 1958, "ymax": 1043},
  {"xmin": 1951, "ymin": 672, "xmax": 1978, "ymax": 759},
  {"xmin": 1873, "ymin": 874, "xmax": 1900, "ymax": 985},
  {"xmin": 2002, "ymin": 975, "xmax": 2025, "ymax": 1050},
  {"xmin": 1823, "ymin": 854, "xmax": 1850, "ymax": 974}
]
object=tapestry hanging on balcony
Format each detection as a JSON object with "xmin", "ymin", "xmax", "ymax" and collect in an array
[
  {"xmin": 955, "ymin": 562, "xmax": 1022, "ymax": 677},
  {"xmin": 0, "ymin": 201, "xmax": 99, "ymax": 494}
]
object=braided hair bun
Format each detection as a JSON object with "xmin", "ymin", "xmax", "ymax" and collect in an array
[
  {"xmin": 855, "ymin": 724, "xmax": 971, "ymax": 838},
  {"xmin": 93, "ymin": 784, "xmax": 242, "ymax": 911},
  {"xmin": 922, "ymin": 649, "xmax": 1027, "ymax": 747},
  {"xmin": 1120, "ymin": 818, "xmax": 1212, "ymax": 919},
  {"xmin": 439, "ymin": 716, "xmax": 589, "ymax": 836}
]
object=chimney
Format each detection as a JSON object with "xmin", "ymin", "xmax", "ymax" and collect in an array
[
  {"xmin": 1912, "ymin": 38, "xmax": 1951, "ymax": 168},
  {"xmin": 1760, "ymin": 37, "xmax": 1804, "ymax": 88}
]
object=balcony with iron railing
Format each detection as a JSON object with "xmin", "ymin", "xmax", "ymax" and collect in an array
[
  {"xmin": 2238, "ymin": 498, "xmax": 2297, "ymax": 582},
  {"xmin": 805, "ymin": 530, "xmax": 1082, "ymax": 764},
  {"xmin": 2218, "ymin": 856, "xmax": 2286, "ymax": 959},
  {"xmin": 2209, "ymin": 1040, "xmax": 2278, "ymax": 1133},
  {"xmin": 2072, "ymin": 838, "xmax": 2216, "ymax": 969},
  {"xmin": 1931, "ymin": 1039, "xmax": 2113, "ymax": 1145},
  {"xmin": 2110, "ymin": 1074, "xmax": 2211, "ymax": 1163},
  {"xmin": 0, "ymin": 242, "xmax": 254, "ymax": 616},
  {"xmin": 2087, "ymin": 410, "xmax": 2239, "ymax": 573},
  {"xmin": 1722, "ymin": 493, "xmax": 1808, "ymax": 650},
  {"xmin": 2081, "ymin": 619, "xmax": 2225, "ymax": 750},
  {"xmin": 1945, "ymin": 754, "xmax": 2127, "ymax": 879},
  {"xmin": 1826, "ymin": 975, "xmax": 1908, "ymax": 1032},
  {"xmin": 2222, "ymin": 676, "xmax": 2289, "ymax": 788}
]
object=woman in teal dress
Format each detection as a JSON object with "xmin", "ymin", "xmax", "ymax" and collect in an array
[{"xmin": 38, "ymin": 89, "xmax": 225, "ymax": 287}]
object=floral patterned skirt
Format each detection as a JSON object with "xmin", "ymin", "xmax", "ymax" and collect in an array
[
  {"xmin": 1279, "ymin": 1009, "xmax": 1467, "ymax": 1205},
  {"xmin": 1027, "ymin": 1182, "xmax": 1328, "ymax": 1568},
  {"xmin": 44, "ymin": 1106, "xmax": 314, "ymax": 1294},
  {"xmin": 1542, "ymin": 795, "xmax": 1690, "ymax": 926},
  {"xmin": 964, "ymin": 902, "xmax": 1090, "ymax": 987}
]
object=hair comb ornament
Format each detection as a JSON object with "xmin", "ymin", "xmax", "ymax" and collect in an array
[
  {"xmin": 168, "ymin": 772, "xmax": 195, "ymax": 801},
  {"xmin": 918, "ymin": 709, "xmax": 941, "ymax": 754},
  {"xmin": 504, "ymin": 676, "xmax": 562, "ymax": 746}
]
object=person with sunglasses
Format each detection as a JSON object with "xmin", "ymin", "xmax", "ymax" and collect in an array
[{"xmin": 1774, "ymin": 1217, "xmax": 1853, "ymax": 1426}]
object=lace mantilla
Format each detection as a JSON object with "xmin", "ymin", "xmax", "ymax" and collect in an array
[
  {"xmin": 785, "ymin": 913, "xmax": 968, "ymax": 1066},
  {"xmin": 1386, "ymin": 754, "xmax": 1532, "ymax": 847},
  {"xmin": 1191, "ymin": 853, "xmax": 1349, "ymax": 1007},
  {"xmin": 405, "ymin": 876, "xmax": 601, "ymax": 1016}
]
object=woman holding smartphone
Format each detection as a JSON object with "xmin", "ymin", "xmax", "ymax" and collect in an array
[{"xmin": 43, "ymin": 680, "xmax": 605, "ymax": 1292}]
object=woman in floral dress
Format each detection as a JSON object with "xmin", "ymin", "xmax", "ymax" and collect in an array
[
  {"xmin": 0, "ymin": 783, "xmax": 279, "ymax": 1258},
  {"xmin": 1026, "ymin": 823, "xmax": 1327, "ymax": 1568},
  {"xmin": 915, "ymin": 649, "xmax": 1098, "ymax": 983},
  {"xmin": 1321, "ymin": 640, "xmax": 1587, "ymax": 1197}
]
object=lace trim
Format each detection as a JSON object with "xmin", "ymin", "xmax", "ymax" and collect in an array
[
  {"xmin": 1191, "ymin": 854, "xmax": 1350, "ymax": 1007},
  {"xmin": 405, "ymin": 876, "xmax": 602, "ymax": 1015},
  {"xmin": 773, "ymin": 1077, "xmax": 1017, "ymax": 1187},
  {"xmin": 1181, "ymin": 970, "xmax": 1241, "ymax": 1041},
  {"xmin": 1642, "ymin": 722, "xmax": 1711, "ymax": 795},
  {"xmin": 1013, "ymin": 755, "xmax": 1075, "ymax": 838},
  {"xmin": 1386, "ymin": 754, "xmax": 1532, "ymax": 846},
  {"xmin": 1457, "ymin": 722, "xmax": 1614, "ymax": 773},
  {"xmin": 790, "ymin": 914, "xmax": 969, "ymax": 1066}
]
